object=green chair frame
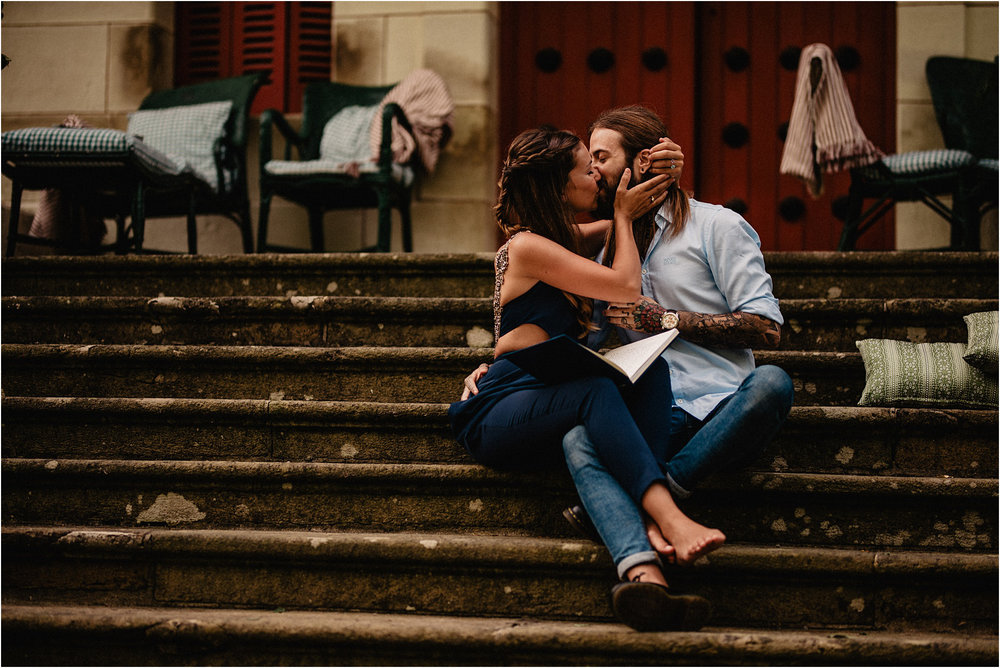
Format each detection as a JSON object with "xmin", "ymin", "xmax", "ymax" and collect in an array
[
  {"xmin": 3, "ymin": 73, "xmax": 265, "ymax": 255},
  {"xmin": 257, "ymin": 81, "xmax": 416, "ymax": 253},
  {"xmin": 838, "ymin": 56, "xmax": 997, "ymax": 251},
  {"xmin": 135, "ymin": 72, "xmax": 267, "ymax": 253},
  {"xmin": 926, "ymin": 56, "xmax": 998, "ymax": 249}
]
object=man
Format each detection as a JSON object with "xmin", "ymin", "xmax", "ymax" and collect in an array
[{"xmin": 562, "ymin": 105, "xmax": 794, "ymax": 569}]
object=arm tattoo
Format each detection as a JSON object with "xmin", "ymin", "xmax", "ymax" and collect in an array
[
  {"xmin": 678, "ymin": 311, "xmax": 781, "ymax": 349},
  {"xmin": 632, "ymin": 300, "xmax": 666, "ymax": 333}
]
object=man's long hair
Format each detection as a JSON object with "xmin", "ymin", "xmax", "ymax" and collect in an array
[
  {"xmin": 495, "ymin": 126, "xmax": 594, "ymax": 336},
  {"xmin": 589, "ymin": 106, "xmax": 691, "ymax": 266}
]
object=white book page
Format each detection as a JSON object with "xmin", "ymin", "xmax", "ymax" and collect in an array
[{"xmin": 603, "ymin": 329, "xmax": 678, "ymax": 382}]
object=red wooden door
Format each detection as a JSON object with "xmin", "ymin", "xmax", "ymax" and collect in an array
[
  {"xmin": 499, "ymin": 2, "xmax": 896, "ymax": 250},
  {"xmin": 499, "ymin": 1, "xmax": 698, "ymax": 188},
  {"xmin": 696, "ymin": 2, "xmax": 896, "ymax": 250}
]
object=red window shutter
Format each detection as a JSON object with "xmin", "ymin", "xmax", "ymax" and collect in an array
[
  {"xmin": 288, "ymin": 2, "xmax": 333, "ymax": 112},
  {"xmin": 232, "ymin": 2, "xmax": 286, "ymax": 113},
  {"xmin": 174, "ymin": 2, "xmax": 229, "ymax": 84},
  {"xmin": 174, "ymin": 2, "xmax": 332, "ymax": 114}
]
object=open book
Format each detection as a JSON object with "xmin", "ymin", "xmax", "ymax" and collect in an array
[{"xmin": 505, "ymin": 329, "xmax": 678, "ymax": 386}]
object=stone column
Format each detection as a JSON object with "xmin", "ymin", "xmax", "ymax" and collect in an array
[{"xmin": 895, "ymin": 1, "xmax": 999, "ymax": 251}]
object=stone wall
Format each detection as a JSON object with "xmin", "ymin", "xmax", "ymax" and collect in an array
[
  {"xmin": 302, "ymin": 1, "xmax": 499, "ymax": 253},
  {"xmin": 1, "ymin": 1, "xmax": 176, "ymax": 253},
  {"xmin": 895, "ymin": 1, "xmax": 999, "ymax": 250}
]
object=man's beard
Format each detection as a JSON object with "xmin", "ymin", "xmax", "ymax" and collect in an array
[
  {"xmin": 591, "ymin": 168, "xmax": 635, "ymax": 219},
  {"xmin": 591, "ymin": 177, "xmax": 617, "ymax": 219}
]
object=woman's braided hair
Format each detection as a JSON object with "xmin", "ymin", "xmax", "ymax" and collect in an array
[{"xmin": 495, "ymin": 126, "xmax": 595, "ymax": 337}]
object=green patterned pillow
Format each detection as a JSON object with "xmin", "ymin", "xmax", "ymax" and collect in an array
[
  {"xmin": 856, "ymin": 339, "xmax": 998, "ymax": 409},
  {"xmin": 963, "ymin": 311, "xmax": 999, "ymax": 373}
]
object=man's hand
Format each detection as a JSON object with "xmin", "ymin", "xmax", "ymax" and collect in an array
[
  {"xmin": 604, "ymin": 296, "xmax": 666, "ymax": 333},
  {"xmin": 461, "ymin": 363, "xmax": 490, "ymax": 400},
  {"xmin": 648, "ymin": 137, "xmax": 684, "ymax": 184}
]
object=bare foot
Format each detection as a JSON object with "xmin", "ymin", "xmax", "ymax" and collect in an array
[
  {"xmin": 660, "ymin": 514, "xmax": 725, "ymax": 565},
  {"xmin": 641, "ymin": 484, "xmax": 725, "ymax": 566},
  {"xmin": 643, "ymin": 513, "xmax": 676, "ymax": 564}
]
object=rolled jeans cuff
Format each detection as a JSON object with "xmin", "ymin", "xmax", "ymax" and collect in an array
[
  {"xmin": 616, "ymin": 551, "xmax": 663, "ymax": 580},
  {"xmin": 666, "ymin": 471, "xmax": 692, "ymax": 500}
]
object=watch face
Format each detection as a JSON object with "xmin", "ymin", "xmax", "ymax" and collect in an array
[{"xmin": 662, "ymin": 312, "xmax": 678, "ymax": 329}]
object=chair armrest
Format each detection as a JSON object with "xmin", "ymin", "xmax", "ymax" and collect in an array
[
  {"xmin": 259, "ymin": 109, "xmax": 305, "ymax": 171},
  {"xmin": 212, "ymin": 135, "xmax": 245, "ymax": 195},
  {"xmin": 377, "ymin": 102, "xmax": 413, "ymax": 169}
]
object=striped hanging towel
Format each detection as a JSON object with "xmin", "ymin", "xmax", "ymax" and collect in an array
[{"xmin": 779, "ymin": 43, "xmax": 883, "ymax": 198}]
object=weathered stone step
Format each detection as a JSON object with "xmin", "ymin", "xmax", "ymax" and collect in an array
[
  {"xmin": 3, "ymin": 251, "xmax": 997, "ymax": 299},
  {"xmin": 3, "ymin": 397, "xmax": 995, "ymax": 477},
  {"xmin": 3, "ymin": 459, "xmax": 995, "ymax": 551},
  {"xmin": 1, "ymin": 344, "xmax": 867, "ymax": 406},
  {"xmin": 3, "ymin": 296, "xmax": 994, "ymax": 351},
  {"xmin": 0, "ymin": 295, "xmax": 493, "ymax": 348},
  {"xmin": 778, "ymin": 298, "xmax": 996, "ymax": 351},
  {"xmin": 4, "ymin": 605, "xmax": 996, "ymax": 667},
  {"xmin": 3, "ymin": 527, "xmax": 996, "ymax": 634},
  {"xmin": 1, "ymin": 253, "xmax": 497, "ymax": 299}
]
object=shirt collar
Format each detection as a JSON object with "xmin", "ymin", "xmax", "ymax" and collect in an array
[
  {"xmin": 654, "ymin": 204, "xmax": 670, "ymax": 230},
  {"xmin": 647, "ymin": 205, "xmax": 670, "ymax": 260}
]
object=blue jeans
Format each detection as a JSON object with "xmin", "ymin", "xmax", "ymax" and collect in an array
[{"xmin": 562, "ymin": 365, "xmax": 794, "ymax": 578}]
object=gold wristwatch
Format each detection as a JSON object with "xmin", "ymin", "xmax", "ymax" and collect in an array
[{"xmin": 660, "ymin": 310, "xmax": 679, "ymax": 330}]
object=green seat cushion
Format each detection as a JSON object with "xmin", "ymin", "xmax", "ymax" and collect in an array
[
  {"xmin": 264, "ymin": 104, "xmax": 415, "ymax": 186},
  {"xmin": 856, "ymin": 339, "xmax": 997, "ymax": 409},
  {"xmin": 264, "ymin": 159, "xmax": 415, "ymax": 186},
  {"xmin": 963, "ymin": 311, "xmax": 999, "ymax": 373},
  {"xmin": 880, "ymin": 149, "xmax": 975, "ymax": 175},
  {"xmin": 1, "ymin": 127, "xmax": 186, "ymax": 177}
]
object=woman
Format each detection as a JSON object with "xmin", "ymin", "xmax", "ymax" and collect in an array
[{"xmin": 448, "ymin": 127, "xmax": 723, "ymax": 631}]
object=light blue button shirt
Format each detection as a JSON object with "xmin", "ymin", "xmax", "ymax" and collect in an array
[{"xmin": 591, "ymin": 198, "xmax": 783, "ymax": 420}]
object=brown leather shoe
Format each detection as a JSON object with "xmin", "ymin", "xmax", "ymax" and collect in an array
[
  {"xmin": 611, "ymin": 581, "xmax": 712, "ymax": 632},
  {"xmin": 562, "ymin": 504, "xmax": 600, "ymax": 542}
]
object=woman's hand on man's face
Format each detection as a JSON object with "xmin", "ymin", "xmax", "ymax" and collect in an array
[{"xmin": 615, "ymin": 169, "xmax": 671, "ymax": 221}]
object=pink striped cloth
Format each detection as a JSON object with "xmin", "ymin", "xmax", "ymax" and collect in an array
[
  {"xmin": 368, "ymin": 69, "xmax": 455, "ymax": 173},
  {"xmin": 28, "ymin": 115, "xmax": 107, "ymax": 245},
  {"xmin": 779, "ymin": 43, "xmax": 883, "ymax": 197}
]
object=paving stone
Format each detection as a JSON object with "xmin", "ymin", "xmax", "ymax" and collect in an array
[
  {"xmin": 3, "ymin": 251, "xmax": 996, "ymax": 299},
  {"xmin": 3, "ymin": 528, "xmax": 996, "ymax": 633},
  {"xmin": 2, "ymin": 344, "xmax": 864, "ymax": 406},
  {"xmin": 4, "ymin": 296, "xmax": 995, "ymax": 350},
  {"xmin": 4, "ymin": 604, "xmax": 996, "ymax": 666},
  {"xmin": 4, "ymin": 397, "xmax": 995, "ymax": 477},
  {"xmin": 3, "ymin": 459, "xmax": 995, "ymax": 551}
]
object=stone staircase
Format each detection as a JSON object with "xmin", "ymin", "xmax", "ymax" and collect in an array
[{"xmin": 2, "ymin": 251, "xmax": 997, "ymax": 666}]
